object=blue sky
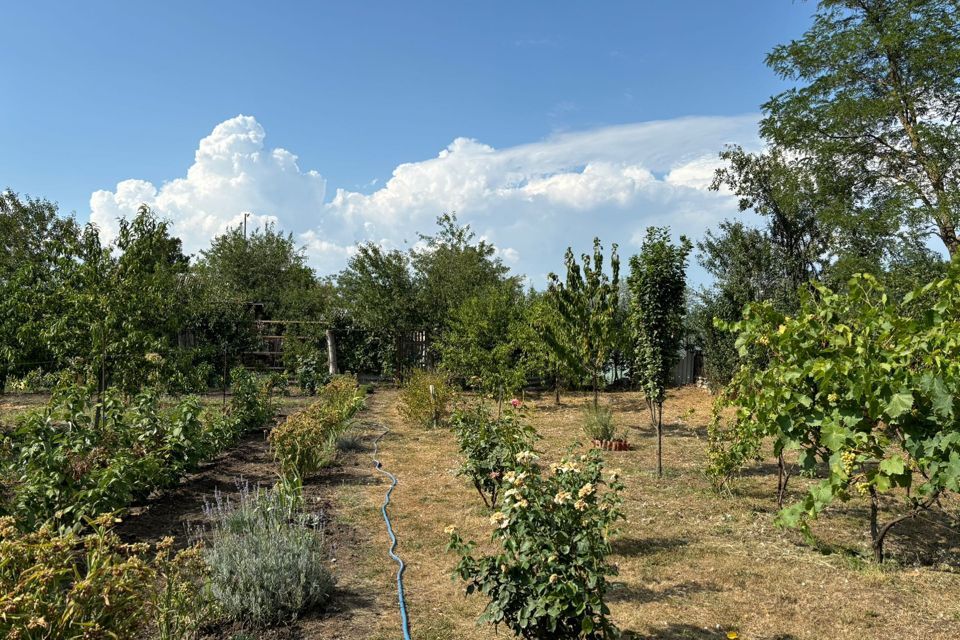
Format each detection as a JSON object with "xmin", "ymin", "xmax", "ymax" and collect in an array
[{"xmin": 2, "ymin": 1, "xmax": 815, "ymax": 284}]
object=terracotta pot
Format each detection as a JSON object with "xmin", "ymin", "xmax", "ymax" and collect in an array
[{"xmin": 592, "ymin": 438, "xmax": 630, "ymax": 452}]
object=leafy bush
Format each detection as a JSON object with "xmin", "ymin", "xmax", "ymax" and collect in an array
[
  {"xmin": 270, "ymin": 375, "xmax": 365, "ymax": 478},
  {"xmin": 5, "ymin": 369, "xmax": 58, "ymax": 393},
  {"xmin": 294, "ymin": 350, "xmax": 330, "ymax": 395},
  {"xmin": 435, "ymin": 282, "xmax": 530, "ymax": 396},
  {"xmin": 318, "ymin": 374, "xmax": 367, "ymax": 420},
  {"xmin": 228, "ymin": 367, "xmax": 277, "ymax": 431},
  {"xmin": 448, "ymin": 449, "xmax": 625, "ymax": 639},
  {"xmin": 582, "ymin": 405, "xmax": 619, "ymax": 442},
  {"xmin": 0, "ymin": 514, "xmax": 215, "ymax": 640},
  {"xmin": 451, "ymin": 404, "xmax": 538, "ymax": 508},
  {"xmin": 711, "ymin": 266, "xmax": 960, "ymax": 562},
  {"xmin": 4, "ymin": 371, "xmax": 275, "ymax": 530},
  {"xmin": 201, "ymin": 481, "xmax": 333, "ymax": 627},
  {"xmin": 398, "ymin": 369, "xmax": 454, "ymax": 429}
]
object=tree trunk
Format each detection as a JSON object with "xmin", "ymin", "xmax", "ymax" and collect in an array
[
  {"xmin": 656, "ymin": 402, "xmax": 663, "ymax": 478},
  {"xmin": 869, "ymin": 485, "xmax": 882, "ymax": 562},
  {"xmin": 592, "ymin": 373, "xmax": 599, "ymax": 409},
  {"xmin": 326, "ymin": 329, "xmax": 338, "ymax": 375},
  {"xmin": 776, "ymin": 453, "xmax": 791, "ymax": 509}
]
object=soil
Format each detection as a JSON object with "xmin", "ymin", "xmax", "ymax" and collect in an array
[{"xmin": 115, "ymin": 399, "xmax": 397, "ymax": 640}]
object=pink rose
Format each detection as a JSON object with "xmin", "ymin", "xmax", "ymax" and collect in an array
[{"xmin": 510, "ymin": 398, "xmax": 522, "ymax": 408}]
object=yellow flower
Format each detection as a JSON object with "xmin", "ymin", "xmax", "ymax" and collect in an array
[
  {"xmin": 553, "ymin": 491, "xmax": 572, "ymax": 505},
  {"xmin": 490, "ymin": 512, "xmax": 510, "ymax": 528},
  {"xmin": 515, "ymin": 450, "xmax": 539, "ymax": 463},
  {"xmin": 516, "ymin": 498, "xmax": 529, "ymax": 509},
  {"xmin": 574, "ymin": 499, "xmax": 587, "ymax": 511},
  {"xmin": 444, "ymin": 525, "xmax": 457, "ymax": 535},
  {"xmin": 578, "ymin": 483, "xmax": 595, "ymax": 498},
  {"xmin": 727, "ymin": 633, "xmax": 739, "ymax": 640},
  {"xmin": 549, "ymin": 573, "xmax": 559, "ymax": 584},
  {"xmin": 777, "ymin": 324, "xmax": 786, "ymax": 335}
]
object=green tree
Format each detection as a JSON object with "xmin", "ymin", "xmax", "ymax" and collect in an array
[
  {"xmin": 690, "ymin": 221, "xmax": 781, "ymax": 388},
  {"xmin": 411, "ymin": 213, "xmax": 513, "ymax": 338},
  {"xmin": 629, "ymin": 227, "xmax": 692, "ymax": 477},
  {"xmin": 196, "ymin": 222, "xmax": 321, "ymax": 320},
  {"xmin": 762, "ymin": 0, "xmax": 960, "ymax": 256},
  {"xmin": 521, "ymin": 290, "xmax": 579, "ymax": 405},
  {"xmin": 51, "ymin": 207, "xmax": 190, "ymax": 397},
  {"xmin": 0, "ymin": 191, "xmax": 82, "ymax": 391},
  {"xmin": 711, "ymin": 146, "xmax": 829, "ymax": 294},
  {"xmin": 336, "ymin": 243, "xmax": 420, "ymax": 374},
  {"xmin": 436, "ymin": 281, "xmax": 528, "ymax": 402},
  {"xmin": 195, "ymin": 222, "xmax": 333, "ymax": 379},
  {"xmin": 547, "ymin": 239, "xmax": 620, "ymax": 408},
  {"xmin": 712, "ymin": 261, "xmax": 960, "ymax": 562}
]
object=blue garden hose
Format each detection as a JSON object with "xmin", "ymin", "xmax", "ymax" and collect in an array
[{"xmin": 372, "ymin": 427, "xmax": 412, "ymax": 640}]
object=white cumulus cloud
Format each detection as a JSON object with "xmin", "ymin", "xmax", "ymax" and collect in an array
[
  {"xmin": 317, "ymin": 115, "xmax": 762, "ymax": 285},
  {"xmin": 90, "ymin": 115, "xmax": 326, "ymax": 254},
  {"xmin": 89, "ymin": 113, "xmax": 762, "ymax": 286}
]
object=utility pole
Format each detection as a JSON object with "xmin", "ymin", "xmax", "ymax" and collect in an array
[{"xmin": 243, "ymin": 212, "xmax": 250, "ymax": 241}]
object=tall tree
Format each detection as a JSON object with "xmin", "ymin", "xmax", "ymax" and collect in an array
[
  {"xmin": 0, "ymin": 191, "xmax": 82, "ymax": 391},
  {"xmin": 410, "ymin": 213, "xmax": 513, "ymax": 337},
  {"xmin": 711, "ymin": 146, "xmax": 831, "ymax": 293},
  {"xmin": 337, "ymin": 243, "xmax": 420, "ymax": 373},
  {"xmin": 522, "ymin": 289, "xmax": 578, "ymax": 405},
  {"xmin": 435, "ymin": 281, "xmax": 528, "ymax": 401},
  {"xmin": 691, "ymin": 221, "xmax": 780, "ymax": 388},
  {"xmin": 762, "ymin": 0, "xmax": 960, "ymax": 256},
  {"xmin": 196, "ymin": 222, "xmax": 320, "ymax": 320},
  {"xmin": 547, "ymin": 238, "xmax": 621, "ymax": 408},
  {"xmin": 629, "ymin": 227, "xmax": 692, "ymax": 477}
]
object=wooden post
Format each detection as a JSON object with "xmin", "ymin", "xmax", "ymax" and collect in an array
[
  {"xmin": 326, "ymin": 329, "xmax": 338, "ymax": 375},
  {"xmin": 429, "ymin": 384, "xmax": 436, "ymax": 428},
  {"xmin": 222, "ymin": 349, "xmax": 228, "ymax": 407}
]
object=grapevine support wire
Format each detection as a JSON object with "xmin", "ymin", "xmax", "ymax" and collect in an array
[{"xmin": 372, "ymin": 426, "xmax": 412, "ymax": 640}]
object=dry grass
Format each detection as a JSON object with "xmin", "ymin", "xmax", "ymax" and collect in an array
[{"xmin": 328, "ymin": 386, "xmax": 960, "ymax": 640}]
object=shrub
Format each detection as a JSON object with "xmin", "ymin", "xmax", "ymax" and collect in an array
[
  {"xmin": 398, "ymin": 369, "xmax": 454, "ymax": 429},
  {"xmin": 0, "ymin": 514, "xmax": 215, "ymax": 640},
  {"xmin": 294, "ymin": 351, "xmax": 330, "ymax": 396},
  {"xmin": 6, "ymin": 369, "xmax": 58, "ymax": 393},
  {"xmin": 319, "ymin": 374, "xmax": 366, "ymax": 421},
  {"xmin": 228, "ymin": 367, "xmax": 276, "ymax": 431},
  {"xmin": 201, "ymin": 481, "xmax": 333, "ymax": 627},
  {"xmin": 711, "ymin": 266, "xmax": 960, "ymax": 562},
  {"xmin": 269, "ymin": 376, "xmax": 365, "ymax": 478},
  {"xmin": 448, "ymin": 449, "xmax": 625, "ymax": 639},
  {"xmin": 582, "ymin": 405, "xmax": 619, "ymax": 442},
  {"xmin": 451, "ymin": 404, "xmax": 538, "ymax": 508},
  {"xmin": 151, "ymin": 540, "xmax": 219, "ymax": 640},
  {"xmin": 5, "ymin": 373, "xmax": 274, "ymax": 531},
  {"xmin": 269, "ymin": 404, "xmax": 344, "ymax": 478}
]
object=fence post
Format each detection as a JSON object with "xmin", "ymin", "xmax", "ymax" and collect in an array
[{"xmin": 326, "ymin": 329, "xmax": 339, "ymax": 375}]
